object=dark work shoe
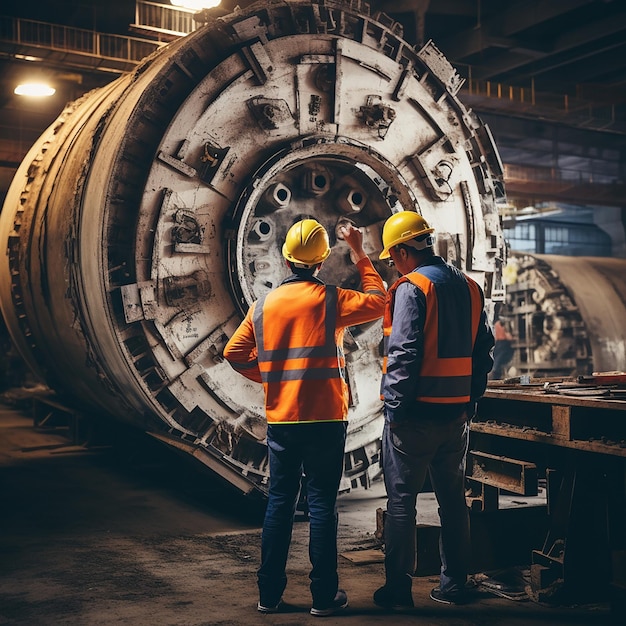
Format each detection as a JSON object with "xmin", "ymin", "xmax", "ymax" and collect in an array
[
  {"xmin": 257, "ymin": 599, "xmax": 282, "ymax": 614},
  {"xmin": 373, "ymin": 584, "xmax": 414, "ymax": 610},
  {"xmin": 430, "ymin": 586, "xmax": 471, "ymax": 605},
  {"xmin": 310, "ymin": 589, "xmax": 348, "ymax": 616}
]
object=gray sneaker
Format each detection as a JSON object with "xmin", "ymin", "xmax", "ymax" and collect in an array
[
  {"xmin": 310, "ymin": 589, "xmax": 348, "ymax": 616},
  {"xmin": 257, "ymin": 600, "xmax": 282, "ymax": 613},
  {"xmin": 430, "ymin": 586, "xmax": 471, "ymax": 605}
]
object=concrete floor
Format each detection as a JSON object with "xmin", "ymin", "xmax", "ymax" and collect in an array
[{"xmin": 0, "ymin": 399, "xmax": 619, "ymax": 625}]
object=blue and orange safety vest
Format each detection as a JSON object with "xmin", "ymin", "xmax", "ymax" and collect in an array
[{"xmin": 382, "ymin": 262, "xmax": 484, "ymax": 404}]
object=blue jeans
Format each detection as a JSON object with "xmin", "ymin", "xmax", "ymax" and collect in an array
[
  {"xmin": 258, "ymin": 421, "xmax": 347, "ymax": 607},
  {"xmin": 382, "ymin": 414, "xmax": 471, "ymax": 594}
]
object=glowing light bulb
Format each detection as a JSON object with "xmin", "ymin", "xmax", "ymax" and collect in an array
[
  {"xmin": 170, "ymin": 1, "xmax": 222, "ymax": 10},
  {"xmin": 14, "ymin": 82, "xmax": 56, "ymax": 97}
]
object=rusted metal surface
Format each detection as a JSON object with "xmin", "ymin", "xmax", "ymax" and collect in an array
[
  {"xmin": 471, "ymin": 381, "xmax": 626, "ymax": 604},
  {"xmin": 0, "ymin": 0, "xmax": 505, "ymax": 497},
  {"xmin": 478, "ymin": 385, "xmax": 626, "ymax": 456},
  {"xmin": 467, "ymin": 450, "xmax": 538, "ymax": 496}
]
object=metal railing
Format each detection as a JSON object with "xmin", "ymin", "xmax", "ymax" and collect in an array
[
  {"xmin": 134, "ymin": 1, "xmax": 201, "ymax": 36},
  {"xmin": 0, "ymin": 15, "xmax": 163, "ymax": 65},
  {"xmin": 1, "ymin": 11, "xmax": 623, "ymax": 132},
  {"xmin": 456, "ymin": 65, "xmax": 625, "ymax": 132},
  {"xmin": 504, "ymin": 163, "xmax": 619, "ymax": 186}
]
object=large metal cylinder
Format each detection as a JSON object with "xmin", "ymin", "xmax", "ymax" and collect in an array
[
  {"xmin": 0, "ymin": 0, "xmax": 505, "ymax": 496},
  {"xmin": 502, "ymin": 253, "xmax": 626, "ymax": 378}
]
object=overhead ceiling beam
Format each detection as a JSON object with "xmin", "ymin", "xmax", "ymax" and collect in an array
[
  {"xmin": 529, "ymin": 42, "xmax": 626, "ymax": 87},
  {"xmin": 555, "ymin": 9, "xmax": 626, "ymax": 51},
  {"xmin": 377, "ymin": 0, "xmax": 474, "ymax": 16},
  {"xmin": 437, "ymin": 0, "xmax": 594, "ymax": 60},
  {"xmin": 469, "ymin": 10, "xmax": 626, "ymax": 81}
]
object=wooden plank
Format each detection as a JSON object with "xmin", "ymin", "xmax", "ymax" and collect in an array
[
  {"xmin": 552, "ymin": 405, "xmax": 572, "ymax": 439},
  {"xmin": 484, "ymin": 388, "xmax": 626, "ymax": 410},
  {"xmin": 470, "ymin": 422, "xmax": 626, "ymax": 457},
  {"xmin": 340, "ymin": 549, "xmax": 384, "ymax": 564}
]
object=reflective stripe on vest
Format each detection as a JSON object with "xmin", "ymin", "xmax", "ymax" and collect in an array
[
  {"xmin": 253, "ymin": 284, "xmax": 344, "ymax": 385},
  {"xmin": 382, "ymin": 265, "xmax": 483, "ymax": 403}
]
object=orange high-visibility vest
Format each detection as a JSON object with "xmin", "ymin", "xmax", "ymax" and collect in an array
[
  {"xmin": 494, "ymin": 319, "xmax": 513, "ymax": 341},
  {"xmin": 252, "ymin": 281, "xmax": 348, "ymax": 424},
  {"xmin": 382, "ymin": 265, "xmax": 484, "ymax": 404}
]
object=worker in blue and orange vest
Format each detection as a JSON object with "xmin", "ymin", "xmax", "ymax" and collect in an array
[
  {"xmin": 223, "ymin": 218, "xmax": 385, "ymax": 617},
  {"xmin": 373, "ymin": 211, "xmax": 494, "ymax": 610}
]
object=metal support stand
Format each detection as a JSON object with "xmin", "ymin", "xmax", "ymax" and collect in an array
[
  {"xmin": 531, "ymin": 466, "xmax": 615, "ymax": 603},
  {"xmin": 32, "ymin": 396, "xmax": 91, "ymax": 446}
]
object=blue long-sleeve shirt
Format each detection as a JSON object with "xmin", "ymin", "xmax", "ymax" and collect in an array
[{"xmin": 381, "ymin": 257, "xmax": 494, "ymax": 423}]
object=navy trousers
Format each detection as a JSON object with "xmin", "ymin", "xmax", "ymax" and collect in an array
[
  {"xmin": 381, "ymin": 414, "xmax": 471, "ymax": 594},
  {"xmin": 257, "ymin": 421, "xmax": 347, "ymax": 607}
]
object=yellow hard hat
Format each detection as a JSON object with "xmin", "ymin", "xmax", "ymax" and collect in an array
[
  {"xmin": 282, "ymin": 219, "xmax": 331, "ymax": 266},
  {"xmin": 379, "ymin": 211, "xmax": 434, "ymax": 259}
]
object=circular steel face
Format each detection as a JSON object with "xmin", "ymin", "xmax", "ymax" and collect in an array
[
  {"xmin": 230, "ymin": 139, "xmax": 413, "ymax": 308},
  {"xmin": 0, "ymin": 0, "xmax": 507, "ymax": 497}
]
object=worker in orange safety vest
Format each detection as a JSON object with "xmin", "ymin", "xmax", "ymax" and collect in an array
[
  {"xmin": 372, "ymin": 211, "xmax": 494, "ymax": 610},
  {"xmin": 223, "ymin": 218, "xmax": 385, "ymax": 617},
  {"xmin": 490, "ymin": 312, "xmax": 515, "ymax": 380}
]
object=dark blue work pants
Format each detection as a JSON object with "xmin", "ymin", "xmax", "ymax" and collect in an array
[
  {"xmin": 257, "ymin": 421, "xmax": 347, "ymax": 607},
  {"xmin": 382, "ymin": 414, "xmax": 471, "ymax": 594}
]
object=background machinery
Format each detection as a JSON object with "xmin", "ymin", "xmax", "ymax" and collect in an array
[{"xmin": 498, "ymin": 253, "xmax": 626, "ymax": 379}]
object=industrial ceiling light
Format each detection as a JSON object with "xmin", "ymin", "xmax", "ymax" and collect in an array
[
  {"xmin": 170, "ymin": 1, "xmax": 222, "ymax": 9},
  {"xmin": 14, "ymin": 54, "xmax": 43, "ymax": 62},
  {"xmin": 14, "ymin": 82, "xmax": 56, "ymax": 97}
]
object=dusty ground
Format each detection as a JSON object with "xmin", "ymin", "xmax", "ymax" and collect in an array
[{"xmin": 0, "ymin": 400, "xmax": 620, "ymax": 625}]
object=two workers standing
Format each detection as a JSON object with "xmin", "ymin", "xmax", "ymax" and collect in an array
[{"xmin": 223, "ymin": 211, "xmax": 494, "ymax": 615}]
